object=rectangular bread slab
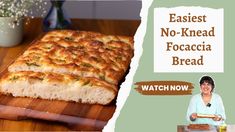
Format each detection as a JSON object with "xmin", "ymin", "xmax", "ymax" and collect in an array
[
  {"xmin": 8, "ymin": 30, "xmax": 134, "ymax": 85},
  {"xmin": 0, "ymin": 71, "xmax": 117, "ymax": 105},
  {"xmin": 0, "ymin": 30, "xmax": 134, "ymax": 105}
]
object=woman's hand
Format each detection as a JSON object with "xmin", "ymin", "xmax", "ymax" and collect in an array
[
  {"xmin": 212, "ymin": 115, "xmax": 222, "ymax": 121},
  {"xmin": 190, "ymin": 113, "xmax": 197, "ymax": 121}
]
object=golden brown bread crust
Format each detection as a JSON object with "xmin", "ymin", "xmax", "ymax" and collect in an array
[
  {"xmin": 2, "ymin": 30, "xmax": 133, "ymax": 104},
  {"xmin": 8, "ymin": 30, "xmax": 134, "ymax": 85},
  {"xmin": 0, "ymin": 71, "xmax": 117, "ymax": 105},
  {"xmin": 0, "ymin": 71, "xmax": 117, "ymax": 93},
  {"xmin": 187, "ymin": 124, "xmax": 210, "ymax": 130},
  {"xmin": 196, "ymin": 114, "xmax": 216, "ymax": 118}
]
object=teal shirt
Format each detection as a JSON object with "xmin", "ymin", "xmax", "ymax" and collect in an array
[{"xmin": 186, "ymin": 93, "xmax": 226, "ymax": 125}]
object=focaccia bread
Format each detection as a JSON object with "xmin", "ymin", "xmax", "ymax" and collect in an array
[
  {"xmin": 0, "ymin": 71, "xmax": 117, "ymax": 105},
  {"xmin": 187, "ymin": 124, "xmax": 210, "ymax": 130},
  {"xmin": 8, "ymin": 30, "xmax": 134, "ymax": 85},
  {"xmin": 197, "ymin": 113, "xmax": 216, "ymax": 118},
  {"xmin": 0, "ymin": 30, "xmax": 134, "ymax": 105}
]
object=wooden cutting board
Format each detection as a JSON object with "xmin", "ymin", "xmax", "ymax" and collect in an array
[{"xmin": 0, "ymin": 94, "xmax": 116, "ymax": 131}]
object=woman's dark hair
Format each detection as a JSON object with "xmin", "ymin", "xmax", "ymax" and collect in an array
[{"xmin": 200, "ymin": 76, "xmax": 215, "ymax": 92}]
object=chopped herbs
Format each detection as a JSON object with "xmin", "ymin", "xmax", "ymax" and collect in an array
[
  {"xmin": 64, "ymin": 37, "xmax": 74, "ymax": 41},
  {"xmin": 43, "ymin": 46, "xmax": 52, "ymax": 49},
  {"xmin": 33, "ymin": 55, "xmax": 40, "ymax": 60},
  {"xmin": 81, "ymin": 63, "xmax": 92, "ymax": 67},
  {"xmin": 105, "ymin": 46, "xmax": 116, "ymax": 51},
  {"xmin": 91, "ymin": 57, "xmax": 100, "ymax": 62},
  {"xmin": 82, "ymin": 80, "xmax": 90, "ymax": 86},
  {"xmin": 37, "ymin": 77, "xmax": 44, "ymax": 81},
  {"xmin": 26, "ymin": 62, "xmax": 40, "ymax": 67},
  {"xmin": 115, "ymin": 56, "xmax": 122, "ymax": 61},
  {"xmin": 56, "ymin": 59, "xmax": 66, "ymax": 63},
  {"xmin": 31, "ymin": 77, "xmax": 44, "ymax": 81},
  {"xmin": 99, "ymin": 75, "xmax": 105, "ymax": 80},
  {"xmin": 74, "ymin": 76, "xmax": 80, "ymax": 81},
  {"xmin": 9, "ymin": 76, "xmax": 19, "ymax": 81}
]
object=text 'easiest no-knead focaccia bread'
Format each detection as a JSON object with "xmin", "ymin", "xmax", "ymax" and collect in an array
[{"xmin": 0, "ymin": 30, "xmax": 134, "ymax": 105}]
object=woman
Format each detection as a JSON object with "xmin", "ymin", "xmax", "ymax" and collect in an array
[{"xmin": 186, "ymin": 76, "xmax": 226, "ymax": 125}]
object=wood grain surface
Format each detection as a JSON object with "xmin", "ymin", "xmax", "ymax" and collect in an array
[{"xmin": 0, "ymin": 18, "xmax": 140, "ymax": 131}]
